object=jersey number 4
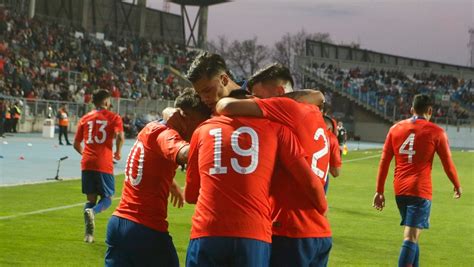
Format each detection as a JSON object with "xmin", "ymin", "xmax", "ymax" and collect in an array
[
  {"xmin": 86, "ymin": 120, "xmax": 108, "ymax": 144},
  {"xmin": 209, "ymin": 127, "xmax": 259, "ymax": 175},
  {"xmin": 399, "ymin": 133, "xmax": 416, "ymax": 163}
]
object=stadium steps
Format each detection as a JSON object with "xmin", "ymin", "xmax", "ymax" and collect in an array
[{"xmin": 304, "ymin": 71, "xmax": 395, "ymax": 124}]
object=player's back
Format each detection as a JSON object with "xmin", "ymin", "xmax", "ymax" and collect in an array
[
  {"xmin": 187, "ymin": 116, "xmax": 289, "ymax": 243},
  {"xmin": 114, "ymin": 121, "xmax": 183, "ymax": 232},
  {"xmin": 389, "ymin": 118, "xmax": 445, "ymax": 199},
  {"xmin": 254, "ymin": 97, "xmax": 331, "ymax": 238},
  {"xmin": 77, "ymin": 109, "xmax": 122, "ymax": 174}
]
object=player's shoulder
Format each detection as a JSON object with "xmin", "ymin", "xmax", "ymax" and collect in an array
[
  {"xmin": 79, "ymin": 110, "xmax": 97, "ymax": 121},
  {"xmin": 103, "ymin": 109, "xmax": 121, "ymax": 119},
  {"xmin": 423, "ymin": 120, "xmax": 444, "ymax": 132},
  {"xmin": 143, "ymin": 121, "xmax": 174, "ymax": 137},
  {"xmin": 389, "ymin": 118, "xmax": 412, "ymax": 132}
]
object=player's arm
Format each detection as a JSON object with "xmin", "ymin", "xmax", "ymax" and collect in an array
[
  {"xmin": 157, "ymin": 129, "xmax": 189, "ymax": 207},
  {"xmin": 184, "ymin": 130, "xmax": 201, "ymax": 204},
  {"xmin": 114, "ymin": 115, "xmax": 125, "ymax": 160},
  {"xmin": 169, "ymin": 178, "xmax": 184, "ymax": 208},
  {"xmin": 176, "ymin": 144, "xmax": 190, "ymax": 166},
  {"xmin": 278, "ymin": 126, "xmax": 328, "ymax": 214},
  {"xmin": 329, "ymin": 132, "xmax": 342, "ymax": 177},
  {"xmin": 215, "ymin": 98, "xmax": 263, "ymax": 117},
  {"xmin": 436, "ymin": 131, "xmax": 462, "ymax": 198},
  {"xmin": 284, "ymin": 89, "xmax": 325, "ymax": 109},
  {"xmin": 329, "ymin": 166, "xmax": 340, "ymax": 178},
  {"xmin": 114, "ymin": 132, "xmax": 125, "ymax": 160},
  {"xmin": 73, "ymin": 121, "xmax": 83, "ymax": 155},
  {"xmin": 373, "ymin": 131, "xmax": 394, "ymax": 211}
]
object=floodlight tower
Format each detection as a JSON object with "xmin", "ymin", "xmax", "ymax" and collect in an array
[
  {"xmin": 469, "ymin": 28, "xmax": 474, "ymax": 67},
  {"xmin": 169, "ymin": 0, "xmax": 230, "ymax": 49}
]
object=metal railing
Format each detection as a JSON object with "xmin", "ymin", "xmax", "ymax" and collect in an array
[{"xmin": 1, "ymin": 96, "xmax": 175, "ymax": 123}]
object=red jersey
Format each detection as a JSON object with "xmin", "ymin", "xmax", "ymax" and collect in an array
[
  {"xmin": 376, "ymin": 118, "xmax": 460, "ymax": 200},
  {"xmin": 185, "ymin": 116, "xmax": 318, "ymax": 243},
  {"xmin": 254, "ymin": 97, "xmax": 331, "ymax": 238},
  {"xmin": 74, "ymin": 109, "xmax": 123, "ymax": 174},
  {"xmin": 114, "ymin": 122, "xmax": 187, "ymax": 232},
  {"xmin": 328, "ymin": 130, "xmax": 342, "ymax": 169}
]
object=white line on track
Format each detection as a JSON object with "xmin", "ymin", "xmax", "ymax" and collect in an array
[
  {"xmin": 342, "ymin": 154, "xmax": 381, "ymax": 163},
  {"xmin": 1, "ymin": 155, "xmax": 381, "ymax": 220},
  {"xmin": 0, "ymin": 197, "xmax": 121, "ymax": 220}
]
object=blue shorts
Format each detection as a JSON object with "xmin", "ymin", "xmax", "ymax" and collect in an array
[
  {"xmin": 270, "ymin": 236, "xmax": 332, "ymax": 267},
  {"xmin": 105, "ymin": 215, "xmax": 179, "ymax": 267},
  {"xmin": 186, "ymin": 237, "xmax": 271, "ymax": 267},
  {"xmin": 81, "ymin": 170, "xmax": 115, "ymax": 197},
  {"xmin": 396, "ymin": 195, "xmax": 431, "ymax": 229}
]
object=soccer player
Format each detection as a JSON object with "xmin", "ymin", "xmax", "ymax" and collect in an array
[
  {"xmin": 73, "ymin": 89, "xmax": 124, "ymax": 243},
  {"xmin": 185, "ymin": 111, "xmax": 328, "ymax": 266},
  {"xmin": 186, "ymin": 52, "xmax": 242, "ymax": 111},
  {"xmin": 105, "ymin": 89, "xmax": 211, "ymax": 266},
  {"xmin": 373, "ymin": 94, "xmax": 462, "ymax": 267},
  {"xmin": 337, "ymin": 121, "xmax": 347, "ymax": 155},
  {"xmin": 216, "ymin": 64, "xmax": 332, "ymax": 266},
  {"xmin": 323, "ymin": 115, "xmax": 342, "ymax": 193}
]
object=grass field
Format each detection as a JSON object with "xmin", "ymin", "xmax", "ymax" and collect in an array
[{"xmin": 0, "ymin": 150, "xmax": 472, "ymax": 266}]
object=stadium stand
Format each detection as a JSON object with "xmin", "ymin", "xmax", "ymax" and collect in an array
[
  {"xmin": 0, "ymin": 10, "xmax": 198, "ymax": 103},
  {"xmin": 302, "ymin": 63, "xmax": 472, "ymax": 123}
]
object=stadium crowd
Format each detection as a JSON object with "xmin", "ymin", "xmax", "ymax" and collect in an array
[
  {"xmin": 0, "ymin": 10, "xmax": 197, "ymax": 103},
  {"xmin": 304, "ymin": 63, "xmax": 473, "ymax": 120}
]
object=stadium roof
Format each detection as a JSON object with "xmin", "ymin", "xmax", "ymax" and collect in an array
[{"xmin": 169, "ymin": 0, "xmax": 230, "ymax": 6}]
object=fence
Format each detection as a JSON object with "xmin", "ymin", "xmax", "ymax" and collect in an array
[{"xmin": 1, "ymin": 96, "xmax": 175, "ymax": 133}]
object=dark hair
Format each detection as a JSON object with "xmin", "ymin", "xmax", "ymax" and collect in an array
[
  {"xmin": 174, "ymin": 88, "xmax": 212, "ymax": 117},
  {"xmin": 323, "ymin": 115, "xmax": 335, "ymax": 131},
  {"xmin": 92, "ymin": 89, "xmax": 111, "ymax": 107},
  {"xmin": 186, "ymin": 52, "xmax": 230, "ymax": 83},
  {"xmin": 412, "ymin": 94, "xmax": 433, "ymax": 114},
  {"xmin": 248, "ymin": 63, "xmax": 294, "ymax": 91},
  {"xmin": 228, "ymin": 89, "xmax": 251, "ymax": 99}
]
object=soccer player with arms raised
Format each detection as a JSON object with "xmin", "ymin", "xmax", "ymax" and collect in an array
[
  {"xmin": 373, "ymin": 94, "xmax": 462, "ymax": 267},
  {"xmin": 105, "ymin": 89, "xmax": 211, "ymax": 266},
  {"xmin": 74, "ymin": 89, "xmax": 124, "ymax": 243}
]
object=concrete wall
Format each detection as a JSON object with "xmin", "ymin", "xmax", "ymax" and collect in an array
[
  {"xmin": 18, "ymin": 116, "xmax": 80, "ymax": 135},
  {"xmin": 352, "ymin": 105, "xmax": 391, "ymax": 142},
  {"xmin": 442, "ymin": 124, "xmax": 474, "ymax": 149}
]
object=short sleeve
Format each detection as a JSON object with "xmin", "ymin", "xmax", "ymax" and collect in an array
[
  {"xmin": 156, "ymin": 128, "xmax": 188, "ymax": 163},
  {"xmin": 254, "ymin": 98, "xmax": 302, "ymax": 132}
]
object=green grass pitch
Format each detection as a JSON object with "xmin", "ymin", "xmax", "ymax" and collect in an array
[{"xmin": 0, "ymin": 150, "xmax": 472, "ymax": 266}]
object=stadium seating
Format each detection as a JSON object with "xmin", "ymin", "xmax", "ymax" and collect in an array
[
  {"xmin": 302, "ymin": 63, "xmax": 472, "ymax": 122},
  {"xmin": 0, "ymin": 10, "xmax": 198, "ymax": 102}
]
